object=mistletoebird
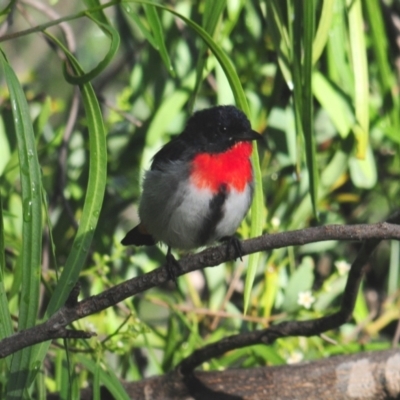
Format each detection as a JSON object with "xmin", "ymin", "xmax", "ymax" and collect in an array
[{"xmin": 121, "ymin": 105, "xmax": 261, "ymax": 277}]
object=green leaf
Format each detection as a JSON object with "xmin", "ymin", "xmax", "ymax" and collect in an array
[
  {"xmin": 143, "ymin": 4, "xmax": 175, "ymax": 76},
  {"xmin": 282, "ymin": 256, "xmax": 314, "ymax": 313},
  {"xmin": 30, "ymin": 34, "xmax": 107, "ymax": 385},
  {"xmin": 320, "ymin": 149, "xmax": 349, "ymax": 189},
  {"xmin": 388, "ymin": 241, "xmax": 400, "ymax": 296},
  {"xmin": 216, "ymin": 61, "xmax": 235, "ymax": 105},
  {"xmin": 32, "ymin": 97, "xmax": 52, "ymax": 140},
  {"xmin": 79, "ymin": 357, "xmax": 131, "ymax": 400},
  {"xmin": 0, "ymin": 114, "xmax": 11, "ymax": 176},
  {"xmin": 288, "ymin": 147, "xmax": 349, "ymax": 230},
  {"xmin": 348, "ymin": 144, "xmax": 377, "ymax": 189},
  {"xmin": 189, "ymin": 0, "xmax": 227, "ymax": 111},
  {"xmin": 312, "ymin": 0, "xmax": 334, "ymax": 64},
  {"xmin": 290, "ymin": 0, "xmax": 318, "ymax": 217},
  {"xmin": 56, "ymin": 350, "xmax": 71, "ymax": 400},
  {"xmin": 243, "ymin": 147, "xmax": 263, "ymax": 313},
  {"xmin": 43, "ymin": 33, "xmax": 107, "ymax": 316},
  {"xmin": 202, "ymin": 0, "xmax": 227, "ymax": 46},
  {"xmin": 326, "ymin": 1, "xmax": 353, "ymax": 89},
  {"xmin": 353, "ymin": 283, "xmax": 369, "ymax": 324},
  {"xmin": 347, "ymin": 0, "xmax": 369, "ymax": 158},
  {"xmin": 64, "ymin": 12, "xmax": 120, "ymax": 85},
  {"xmin": 140, "ymin": 81, "xmax": 194, "ymax": 174},
  {"xmin": 0, "ymin": 49, "xmax": 43, "ymax": 398},
  {"xmin": 0, "ymin": 195, "xmax": 13, "ymax": 369},
  {"xmin": 313, "ymin": 276, "xmax": 347, "ymax": 311},
  {"xmin": 93, "ymin": 353, "xmax": 101, "ymax": 400},
  {"xmin": 83, "ymin": 0, "xmax": 110, "ymax": 25},
  {"xmin": 0, "ymin": 0, "xmax": 15, "ymax": 18},
  {"xmin": 261, "ymin": 263, "xmax": 279, "ymax": 318},
  {"xmin": 122, "ymin": 4, "xmax": 158, "ymax": 48},
  {"xmin": 265, "ymin": 0, "xmax": 292, "ymax": 84},
  {"xmin": 313, "ymin": 71, "xmax": 354, "ymax": 138},
  {"xmin": 144, "ymin": 84, "xmax": 193, "ymax": 147},
  {"xmin": 250, "ymin": 345, "xmax": 285, "ymax": 365},
  {"xmin": 364, "ymin": 0, "xmax": 400, "ymax": 134},
  {"xmin": 302, "ymin": 0, "xmax": 318, "ymax": 217},
  {"xmin": 154, "ymin": 3, "xmax": 250, "ymax": 111}
]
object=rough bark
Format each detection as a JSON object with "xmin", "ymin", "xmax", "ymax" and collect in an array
[{"xmin": 49, "ymin": 349, "xmax": 400, "ymax": 400}]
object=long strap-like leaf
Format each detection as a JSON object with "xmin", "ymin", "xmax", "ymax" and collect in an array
[{"xmin": 0, "ymin": 49, "xmax": 43, "ymax": 399}]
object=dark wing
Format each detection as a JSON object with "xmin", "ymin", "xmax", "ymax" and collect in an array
[
  {"xmin": 151, "ymin": 135, "xmax": 196, "ymax": 171},
  {"xmin": 121, "ymin": 224, "xmax": 155, "ymax": 246}
]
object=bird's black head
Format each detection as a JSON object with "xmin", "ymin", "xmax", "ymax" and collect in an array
[{"xmin": 183, "ymin": 105, "xmax": 261, "ymax": 153}]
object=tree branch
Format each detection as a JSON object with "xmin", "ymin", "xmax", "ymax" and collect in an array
[
  {"xmin": 1, "ymin": 218, "xmax": 400, "ymax": 358},
  {"xmin": 67, "ymin": 349, "xmax": 400, "ymax": 400},
  {"xmin": 177, "ymin": 236, "xmax": 374, "ymax": 373}
]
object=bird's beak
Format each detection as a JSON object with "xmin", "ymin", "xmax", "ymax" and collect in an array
[{"xmin": 239, "ymin": 129, "xmax": 262, "ymax": 141}]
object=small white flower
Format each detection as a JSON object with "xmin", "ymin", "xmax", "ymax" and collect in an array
[
  {"xmin": 84, "ymin": 322, "xmax": 96, "ymax": 332},
  {"xmin": 287, "ymin": 351, "xmax": 303, "ymax": 364},
  {"xmin": 335, "ymin": 260, "xmax": 351, "ymax": 276},
  {"xmin": 271, "ymin": 216, "xmax": 281, "ymax": 228},
  {"xmin": 297, "ymin": 290, "xmax": 315, "ymax": 309}
]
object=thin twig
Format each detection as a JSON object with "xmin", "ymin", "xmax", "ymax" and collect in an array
[
  {"xmin": 21, "ymin": 0, "xmax": 76, "ymax": 52},
  {"xmin": 149, "ymin": 296, "xmax": 284, "ymax": 325},
  {"xmin": 101, "ymin": 98, "xmax": 143, "ymax": 127},
  {"xmin": 0, "ymin": 1, "xmax": 118, "ymax": 43},
  {"xmin": 209, "ymin": 263, "xmax": 245, "ymax": 330},
  {"xmin": 0, "ymin": 219, "xmax": 400, "ymax": 359}
]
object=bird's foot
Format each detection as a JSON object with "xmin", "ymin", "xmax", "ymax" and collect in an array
[
  {"xmin": 166, "ymin": 247, "xmax": 180, "ymax": 283},
  {"xmin": 221, "ymin": 236, "xmax": 243, "ymax": 261}
]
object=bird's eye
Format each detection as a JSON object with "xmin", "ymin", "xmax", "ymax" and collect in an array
[{"xmin": 218, "ymin": 125, "xmax": 227, "ymax": 133}]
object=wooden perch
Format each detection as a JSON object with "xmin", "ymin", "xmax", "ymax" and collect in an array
[{"xmin": 50, "ymin": 348, "xmax": 400, "ymax": 400}]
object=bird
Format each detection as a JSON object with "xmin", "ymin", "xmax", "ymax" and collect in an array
[{"xmin": 121, "ymin": 105, "xmax": 261, "ymax": 278}]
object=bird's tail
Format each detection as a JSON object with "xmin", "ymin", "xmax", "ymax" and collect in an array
[{"xmin": 121, "ymin": 223, "xmax": 155, "ymax": 246}]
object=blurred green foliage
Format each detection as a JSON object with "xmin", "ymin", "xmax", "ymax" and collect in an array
[{"xmin": 0, "ymin": 0, "xmax": 399, "ymax": 397}]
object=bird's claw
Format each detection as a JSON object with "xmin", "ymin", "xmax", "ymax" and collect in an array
[
  {"xmin": 222, "ymin": 236, "xmax": 243, "ymax": 261},
  {"xmin": 166, "ymin": 248, "xmax": 180, "ymax": 283}
]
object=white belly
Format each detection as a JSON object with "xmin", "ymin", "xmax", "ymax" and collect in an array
[{"xmin": 139, "ymin": 164, "xmax": 252, "ymax": 250}]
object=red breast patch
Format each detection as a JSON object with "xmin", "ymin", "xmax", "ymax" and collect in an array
[{"xmin": 190, "ymin": 142, "xmax": 253, "ymax": 193}]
